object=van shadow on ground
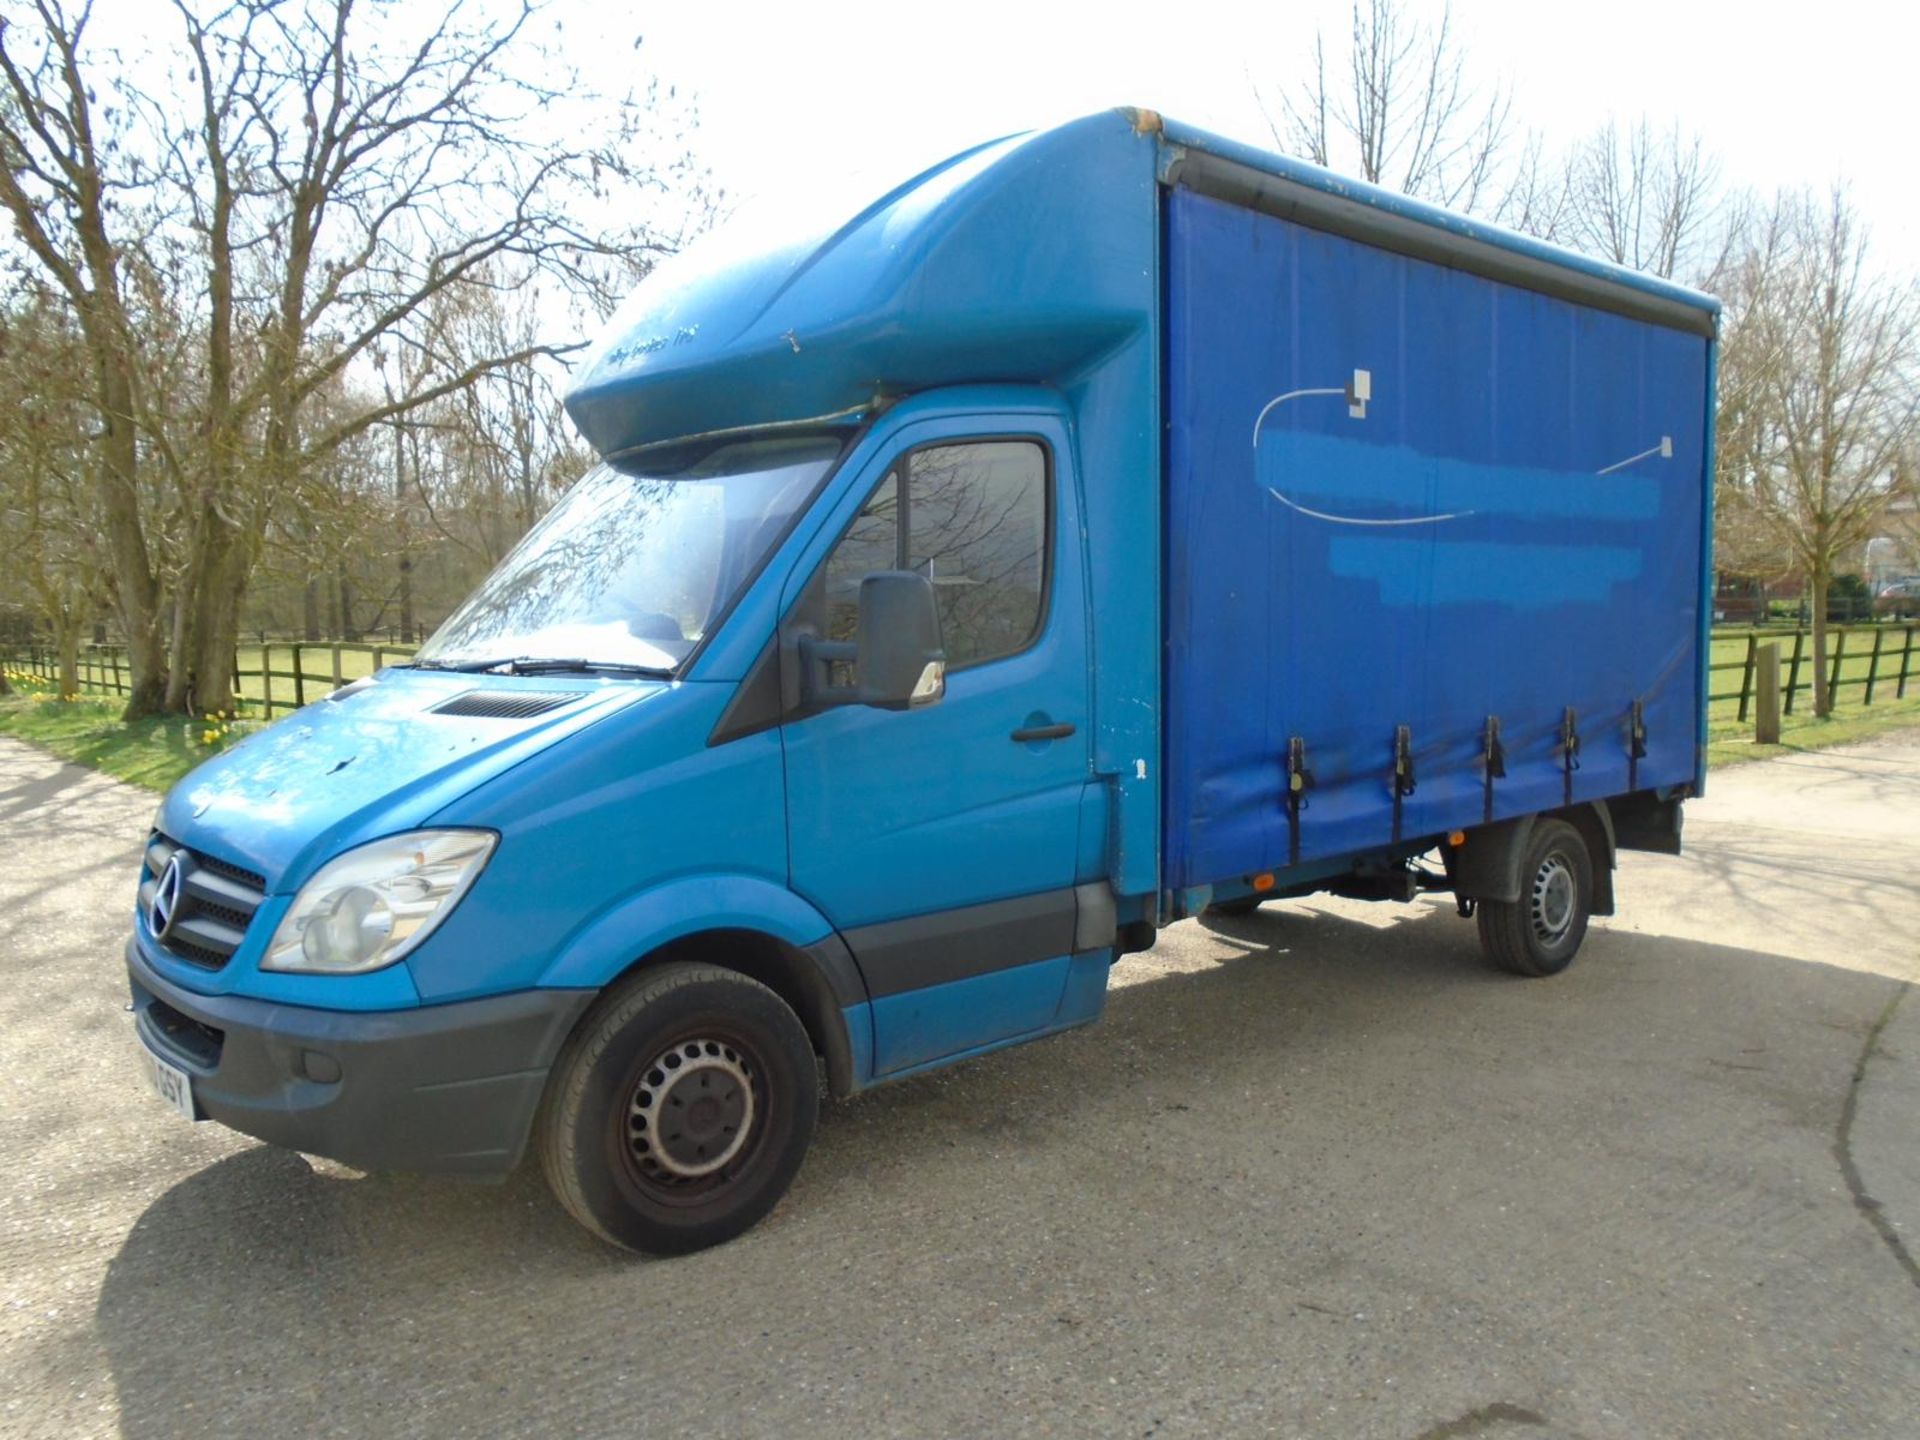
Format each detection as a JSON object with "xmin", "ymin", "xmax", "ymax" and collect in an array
[{"xmin": 92, "ymin": 903, "xmax": 1913, "ymax": 1440}]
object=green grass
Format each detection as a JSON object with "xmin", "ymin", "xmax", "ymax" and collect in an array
[
  {"xmin": 1705, "ymin": 691, "xmax": 1920, "ymax": 769},
  {"xmin": 0, "ymin": 677, "xmax": 254, "ymax": 791}
]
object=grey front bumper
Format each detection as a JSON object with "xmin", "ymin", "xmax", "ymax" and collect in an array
[{"xmin": 126, "ymin": 938, "xmax": 595, "ymax": 1177}]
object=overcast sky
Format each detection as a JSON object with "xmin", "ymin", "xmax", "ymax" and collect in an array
[{"xmin": 614, "ymin": 0, "xmax": 1919, "ymax": 282}]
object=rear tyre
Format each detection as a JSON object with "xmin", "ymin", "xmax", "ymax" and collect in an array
[
  {"xmin": 1475, "ymin": 818, "xmax": 1592, "ymax": 977},
  {"xmin": 538, "ymin": 961, "xmax": 819, "ymax": 1255}
]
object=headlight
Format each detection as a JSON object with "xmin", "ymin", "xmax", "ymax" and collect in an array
[{"xmin": 262, "ymin": 830, "xmax": 496, "ymax": 975}]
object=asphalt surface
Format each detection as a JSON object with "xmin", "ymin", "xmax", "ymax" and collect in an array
[{"xmin": 1, "ymin": 733, "xmax": 1916, "ymax": 1440}]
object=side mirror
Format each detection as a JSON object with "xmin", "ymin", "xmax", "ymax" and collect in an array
[{"xmin": 855, "ymin": 571, "xmax": 945, "ymax": 710}]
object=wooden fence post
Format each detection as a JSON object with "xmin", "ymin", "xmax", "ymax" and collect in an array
[
  {"xmin": 1899, "ymin": 625, "xmax": 1915, "ymax": 700},
  {"xmin": 1736, "ymin": 632, "xmax": 1758, "ymax": 722},
  {"xmin": 1754, "ymin": 643, "xmax": 1781, "ymax": 745},
  {"xmin": 261, "ymin": 643, "xmax": 274, "ymax": 719},
  {"xmin": 331, "ymin": 643, "xmax": 344, "ymax": 690},
  {"xmin": 1828, "ymin": 627, "xmax": 1848, "ymax": 708},
  {"xmin": 1864, "ymin": 627, "xmax": 1885, "ymax": 706},
  {"xmin": 293, "ymin": 643, "xmax": 306, "ymax": 708},
  {"xmin": 1784, "ymin": 629, "xmax": 1805, "ymax": 715}
]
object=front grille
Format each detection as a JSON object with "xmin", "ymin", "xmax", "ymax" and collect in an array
[
  {"xmin": 139, "ymin": 833, "xmax": 268, "ymax": 971},
  {"xmin": 195, "ymin": 898, "xmax": 252, "ymax": 929},
  {"xmin": 430, "ymin": 689, "xmax": 580, "ymax": 720},
  {"xmin": 193, "ymin": 850, "xmax": 266, "ymax": 891}
]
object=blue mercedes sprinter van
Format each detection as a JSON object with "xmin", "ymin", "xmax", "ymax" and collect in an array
[{"xmin": 127, "ymin": 110, "xmax": 1716, "ymax": 1253}]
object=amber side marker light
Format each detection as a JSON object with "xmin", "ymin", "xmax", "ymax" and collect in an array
[
  {"xmin": 1448, "ymin": 831, "xmax": 1467, "ymax": 847},
  {"xmin": 1251, "ymin": 872, "xmax": 1276, "ymax": 892}
]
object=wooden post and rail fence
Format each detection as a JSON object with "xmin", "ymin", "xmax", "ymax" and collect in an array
[
  {"xmin": 1, "ymin": 639, "xmax": 418, "ymax": 719},
  {"xmin": 1710, "ymin": 623, "xmax": 1918, "ymax": 724},
  {"xmin": 5, "ymin": 622, "xmax": 1918, "ymax": 734}
]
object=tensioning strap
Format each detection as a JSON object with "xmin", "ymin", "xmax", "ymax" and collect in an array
[
  {"xmin": 1391, "ymin": 724, "xmax": 1416, "ymax": 844},
  {"xmin": 1560, "ymin": 707, "xmax": 1582, "ymax": 806},
  {"xmin": 1627, "ymin": 698, "xmax": 1647, "ymax": 792},
  {"xmin": 1482, "ymin": 715, "xmax": 1505, "ymax": 824},
  {"xmin": 1286, "ymin": 736, "xmax": 1313, "ymax": 867}
]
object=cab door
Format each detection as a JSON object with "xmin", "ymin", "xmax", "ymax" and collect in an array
[{"xmin": 779, "ymin": 413, "xmax": 1091, "ymax": 1076}]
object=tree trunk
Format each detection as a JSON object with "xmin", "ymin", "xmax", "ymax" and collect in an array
[
  {"xmin": 95, "ymin": 369, "xmax": 168, "ymax": 719},
  {"xmin": 195, "ymin": 601, "xmax": 243, "ymax": 718},
  {"xmin": 186, "ymin": 529, "xmax": 250, "ymax": 715},
  {"xmin": 170, "ymin": 507, "xmax": 229, "ymax": 713},
  {"xmin": 303, "ymin": 574, "xmax": 322, "ymax": 641},
  {"xmin": 338, "ymin": 561, "xmax": 359, "ymax": 642},
  {"xmin": 398, "ymin": 553, "xmax": 415, "ymax": 645},
  {"xmin": 164, "ymin": 582, "xmax": 196, "ymax": 712},
  {"xmin": 56, "ymin": 614, "xmax": 82, "ymax": 701},
  {"xmin": 1810, "ymin": 555, "xmax": 1832, "ymax": 718}
]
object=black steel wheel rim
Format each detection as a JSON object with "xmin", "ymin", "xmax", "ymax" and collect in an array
[
  {"xmin": 614, "ymin": 1029, "xmax": 771, "ymax": 1207},
  {"xmin": 1529, "ymin": 850, "xmax": 1578, "ymax": 947}
]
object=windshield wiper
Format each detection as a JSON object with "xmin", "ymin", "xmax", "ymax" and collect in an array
[{"xmin": 413, "ymin": 656, "xmax": 670, "ymax": 677}]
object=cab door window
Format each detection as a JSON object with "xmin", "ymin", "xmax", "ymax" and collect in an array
[{"xmin": 817, "ymin": 439, "xmax": 1049, "ymax": 670}]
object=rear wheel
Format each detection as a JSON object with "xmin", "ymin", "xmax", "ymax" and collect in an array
[
  {"xmin": 538, "ymin": 962, "xmax": 818, "ymax": 1255},
  {"xmin": 1476, "ymin": 818, "xmax": 1592, "ymax": 977}
]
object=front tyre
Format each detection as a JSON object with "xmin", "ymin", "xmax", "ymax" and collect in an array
[
  {"xmin": 1475, "ymin": 818, "xmax": 1593, "ymax": 977},
  {"xmin": 538, "ymin": 962, "xmax": 819, "ymax": 1255}
]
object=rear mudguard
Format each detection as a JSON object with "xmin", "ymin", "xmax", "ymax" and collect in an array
[{"xmin": 1449, "ymin": 803, "xmax": 1616, "ymax": 916}]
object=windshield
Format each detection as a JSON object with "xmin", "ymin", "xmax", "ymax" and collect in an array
[{"xmin": 415, "ymin": 433, "xmax": 844, "ymax": 672}]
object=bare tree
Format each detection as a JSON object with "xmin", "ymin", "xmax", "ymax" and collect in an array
[
  {"xmin": 413, "ymin": 271, "xmax": 595, "ymax": 564},
  {"xmin": 0, "ymin": 0, "xmax": 170, "ymax": 714},
  {"xmin": 1718, "ymin": 188, "xmax": 1920, "ymax": 715},
  {"xmin": 1259, "ymin": 0, "xmax": 1515, "ymax": 213},
  {"xmin": 0, "ymin": 289, "xmax": 111, "ymax": 696},
  {"xmin": 148, "ymin": 0, "xmax": 700, "ymax": 711},
  {"xmin": 1251, "ymin": 5, "xmax": 1746, "ymax": 287},
  {"xmin": 1493, "ymin": 132, "xmax": 1573, "ymax": 243},
  {"xmin": 1559, "ymin": 119, "xmax": 1734, "ymax": 285},
  {"xmin": 2, "ymin": 0, "xmax": 707, "ymax": 713}
]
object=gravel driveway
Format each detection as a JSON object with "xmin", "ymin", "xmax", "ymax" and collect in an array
[{"xmin": 1, "ymin": 733, "xmax": 1915, "ymax": 1439}]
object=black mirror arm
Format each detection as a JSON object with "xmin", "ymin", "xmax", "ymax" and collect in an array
[{"xmin": 795, "ymin": 634, "xmax": 858, "ymax": 706}]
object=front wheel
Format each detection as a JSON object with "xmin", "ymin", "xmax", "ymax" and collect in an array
[
  {"xmin": 1475, "ymin": 818, "xmax": 1593, "ymax": 977},
  {"xmin": 538, "ymin": 962, "xmax": 819, "ymax": 1255}
]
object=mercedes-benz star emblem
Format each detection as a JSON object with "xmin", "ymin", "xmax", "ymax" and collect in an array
[{"xmin": 149, "ymin": 855, "xmax": 185, "ymax": 940}]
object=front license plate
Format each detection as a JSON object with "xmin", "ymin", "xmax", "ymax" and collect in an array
[{"xmin": 138, "ymin": 1036, "xmax": 199, "ymax": 1122}]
